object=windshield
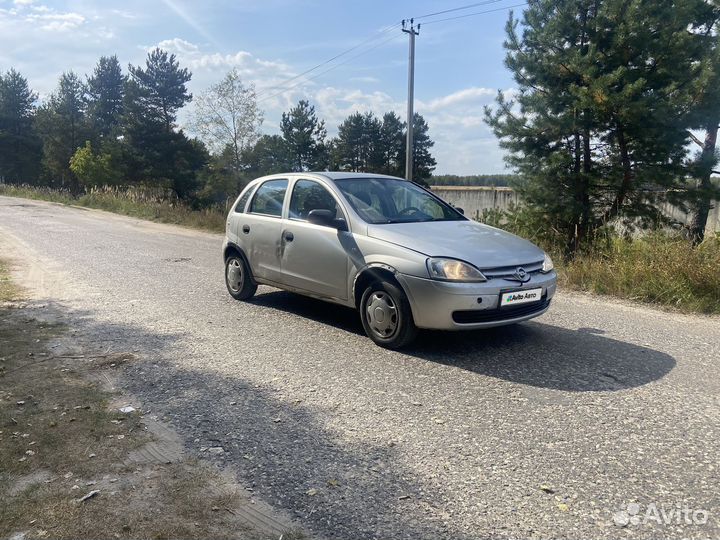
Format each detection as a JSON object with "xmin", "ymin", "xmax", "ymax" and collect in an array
[{"xmin": 334, "ymin": 178, "xmax": 466, "ymax": 224}]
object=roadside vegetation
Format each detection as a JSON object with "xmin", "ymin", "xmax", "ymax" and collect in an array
[
  {"xmin": 0, "ymin": 260, "xmax": 293, "ymax": 539},
  {"xmin": 0, "ymin": 184, "xmax": 227, "ymax": 233},
  {"xmin": 562, "ymin": 235, "xmax": 720, "ymax": 314},
  {"xmin": 480, "ymin": 206, "xmax": 720, "ymax": 315}
]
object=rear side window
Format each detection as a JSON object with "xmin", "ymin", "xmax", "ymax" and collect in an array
[
  {"xmin": 249, "ymin": 179, "xmax": 288, "ymax": 217},
  {"xmin": 234, "ymin": 185, "xmax": 255, "ymax": 213}
]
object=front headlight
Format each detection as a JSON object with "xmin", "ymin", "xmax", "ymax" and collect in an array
[
  {"xmin": 426, "ymin": 257, "xmax": 487, "ymax": 282},
  {"xmin": 541, "ymin": 253, "xmax": 554, "ymax": 273}
]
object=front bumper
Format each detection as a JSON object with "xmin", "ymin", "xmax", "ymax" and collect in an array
[{"xmin": 396, "ymin": 271, "xmax": 557, "ymax": 330}]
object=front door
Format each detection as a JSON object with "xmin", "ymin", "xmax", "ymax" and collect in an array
[{"xmin": 280, "ymin": 179, "xmax": 350, "ymax": 300}]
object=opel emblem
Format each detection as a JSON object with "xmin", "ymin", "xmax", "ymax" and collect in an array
[{"xmin": 513, "ymin": 267, "xmax": 530, "ymax": 283}]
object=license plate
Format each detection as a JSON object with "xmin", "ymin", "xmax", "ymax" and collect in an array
[{"xmin": 500, "ymin": 288, "xmax": 542, "ymax": 307}]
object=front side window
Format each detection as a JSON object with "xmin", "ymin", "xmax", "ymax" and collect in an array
[
  {"xmin": 289, "ymin": 180, "xmax": 343, "ymax": 222},
  {"xmin": 249, "ymin": 179, "xmax": 288, "ymax": 217},
  {"xmin": 334, "ymin": 178, "xmax": 465, "ymax": 224}
]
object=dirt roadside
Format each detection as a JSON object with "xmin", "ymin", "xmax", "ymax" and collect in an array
[{"xmin": 0, "ymin": 256, "xmax": 305, "ymax": 540}]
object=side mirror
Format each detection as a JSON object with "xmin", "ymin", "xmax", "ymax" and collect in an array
[
  {"xmin": 455, "ymin": 207, "xmax": 465, "ymax": 215},
  {"xmin": 307, "ymin": 209, "xmax": 335, "ymax": 227}
]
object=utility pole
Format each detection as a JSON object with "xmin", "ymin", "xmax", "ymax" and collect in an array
[{"xmin": 402, "ymin": 19, "xmax": 419, "ymax": 181}]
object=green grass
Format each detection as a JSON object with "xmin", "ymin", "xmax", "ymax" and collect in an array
[{"xmin": 0, "ymin": 184, "xmax": 227, "ymax": 233}]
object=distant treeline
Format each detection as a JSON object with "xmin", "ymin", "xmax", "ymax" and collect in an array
[
  {"xmin": 0, "ymin": 51, "xmax": 438, "ymax": 206},
  {"xmin": 430, "ymin": 174, "xmax": 519, "ymax": 187}
]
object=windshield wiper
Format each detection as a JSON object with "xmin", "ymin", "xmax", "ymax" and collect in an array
[{"xmin": 384, "ymin": 217, "xmax": 432, "ymax": 224}]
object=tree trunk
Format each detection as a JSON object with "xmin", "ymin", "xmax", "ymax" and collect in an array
[
  {"xmin": 689, "ymin": 117, "xmax": 718, "ymax": 245},
  {"xmin": 598, "ymin": 123, "xmax": 633, "ymax": 226},
  {"xmin": 580, "ymin": 124, "xmax": 592, "ymax": 243},
  {"xmin": 566, "ymin": 126, "xmax": 583, "ymax": 255}
]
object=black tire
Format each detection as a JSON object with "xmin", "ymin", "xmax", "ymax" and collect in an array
[
  {"xmin": 360, "ymin": 280, "xmax": 418, "ymax": 349},
  {"xmin": 224, "ymin": 253, "xmax": 257, "ymax": 300}
]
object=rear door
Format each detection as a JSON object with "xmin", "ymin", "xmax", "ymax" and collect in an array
[
  {"xmin": 240, "ymin": 178, "xmax": 288, "ymax": 283},
  {"xmin": 280, "ymin": 178, "xmax": 350, "ymax": 300}
]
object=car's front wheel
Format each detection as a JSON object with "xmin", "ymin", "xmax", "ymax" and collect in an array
[
  {"xmin": 360, "ymin": 280, "xmax": 417, "ymax": 349},
  {"xmin": 225, "ymin": 253, "xmax": 257, "ymax": 300}
]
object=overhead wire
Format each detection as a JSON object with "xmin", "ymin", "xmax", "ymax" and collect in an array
[
  {"xmin": 254, "ymin": 21, "xmax": 402, "ymax": 101},
  {"xmin": 421, "ymin": 2, "xmax": 528, "ymax": 25},
  {"xmin": 415, "ymin": 0, "xmax": 510, "ymax": 20},
  {"xmin": 255, "ymin": 1, "xmax": 527, "ymax": 102},
  {"xmin": 257, "ymin": 31, "xmax": 402, "ymax": 104}
]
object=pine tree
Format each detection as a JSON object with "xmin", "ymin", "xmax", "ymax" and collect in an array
[
  {"xmin": 35, "ymin": 71, "xmax": 88, "ymax": 190},
  {"xmin": 128, "ymin": 48, "xmax": 191, "ymax": 132},
  {"xmin": 0, "ymin": 69, "xmax": 41, "ymax": 183},
  {"xmin": 280, "ymin": 100, "xmax": 328, "ymax": 171},
  {"xmin": 378, "ymin": 111, "xmax": 405, "ymax": 176},
  {"xmin": 122, "ymin": 52, "xmax": 205, "ymax": 198},
  {"xmin": 241, "ymin": 134, "xmax": 294, "ymax": 176},
  {"xmin": 485, "ymin": 0, "xmax": 714, "ymax": 254},
  {"xmin": 401, "ymin": 113, "xmax": 436, "ymax": 184},
  {"xmin": 332, "ymin": 111, "xmax": 383, "ymax": 172},
  {"xmin": 86, "ymin": 55, "xmax": 125, "ymax": 140}
]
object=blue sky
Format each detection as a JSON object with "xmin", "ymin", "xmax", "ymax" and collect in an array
[{"xmin": 0, "ymin": 0, "xmax": 523, "ymax": 174}]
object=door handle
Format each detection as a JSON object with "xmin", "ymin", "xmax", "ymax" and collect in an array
[
  {"xmin": 242, "ymin": 225, "xmax": 250, "ymax": 234},
  {"xmin": 283, "ymin": 231, "xmax": 294, "ymax": 242}
]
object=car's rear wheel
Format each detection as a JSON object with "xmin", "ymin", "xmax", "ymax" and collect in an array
[
  {"xmin": 225, "ymin": 253, "xmax": 257, "ymax": 300},
  {"xmin": 360, "ymin": 280, "xmax": 417, "ymax": 349}
]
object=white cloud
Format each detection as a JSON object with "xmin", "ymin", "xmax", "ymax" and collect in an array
[
  {"xmin": 419, "ymin": 87, "xmax": 496, "ymax": 112},
  {"xmin": 350, "ymin": 76, "xmax": 380, "ymax": 84},
  {"xmin": 155, "ymin": 38, "xmax": 200, "ymax": 55},
  {"xmin": 35, "ymin": 13, "xmax": 86, "ymax": 32},
  {"xmin": 150, "ymin": 38, "xmax": 291, "ymax": 76},
  {"xmin": 2, "ymin": 2, "xmax": 87, "ymax": 32}
]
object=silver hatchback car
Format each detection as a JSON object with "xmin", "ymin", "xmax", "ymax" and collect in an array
[{"xmin": 223, "ymin": 172, "xmax": 557, "ymax": 348}]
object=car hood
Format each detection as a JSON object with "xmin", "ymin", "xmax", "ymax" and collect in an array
[{"xmin": 366, "ymin": 220, "xmax": 545, "ymax": 269}]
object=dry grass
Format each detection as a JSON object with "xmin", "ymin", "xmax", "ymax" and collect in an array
[
  {"xmin": 0, "ymin": 261, "xmax": 291, "ymax": 540},
  {"xmin": 0, "ymin": 260, "xmax": 22, "ymax": 302},
  {"xmin": 561, "ymin": 234, "xmax": 720, "ymax": 314},
  {"xmin": 0, "ymin": 184, "xmax": 227, "ymax": 233},
  {"xmin": 479, "ymin": 206, "xmax": 720, "ymax": 314}
]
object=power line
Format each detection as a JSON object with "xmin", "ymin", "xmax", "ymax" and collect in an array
[
  {"xmin": 255, "ymin": 22, "xmax": 401, "ymax": 101},
  {"xmin": 415, "ymin": 0, "xmax": 509, "ymax": 20},
  {"xmin": 257, "ymin": 32, "xmax": 402, "ymax": 104},
  {"xmin": 256, "ymin": 1, "xmax": 527, "ymax": 103},
  {"xmin": 421, "ymin": 2, "xmax": 527, "ymax": 25}
]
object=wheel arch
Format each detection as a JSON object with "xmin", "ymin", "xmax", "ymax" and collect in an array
[
  {"xmin": 223, "ymin": 243, "xmax": 257, "ymax": 283},
  {"xmin": 352, "ymin": 264, "xmax": 405, "ymax": 309},
  {"xmin": 223, "ymin": 242, "xmax": 247, "ymax": 262}
]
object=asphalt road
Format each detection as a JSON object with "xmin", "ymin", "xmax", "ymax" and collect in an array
[{"xmin": 1, "ymin": 195, "xmax": 719, "ymax": 540}]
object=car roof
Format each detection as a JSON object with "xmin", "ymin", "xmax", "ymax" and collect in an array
[
  {"xmin": 247, "ymin": 171, "xmax": 408, "ymax": 187},
  {"xmin": 308, "ymin": 171, "xmax": 404, "ymax": 181},
  {"xmin": 251, "ymin": 171, "xmax": 405, "ymax": 182}
]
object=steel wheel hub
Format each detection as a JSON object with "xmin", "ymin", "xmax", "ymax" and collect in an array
[
  {"xmin": 226, "ymin": 258, "xmax": 243, "ymax": 292},
  {"xmin": 366, "ymin": 291, "xmax": 398, "ymax": 338}
]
